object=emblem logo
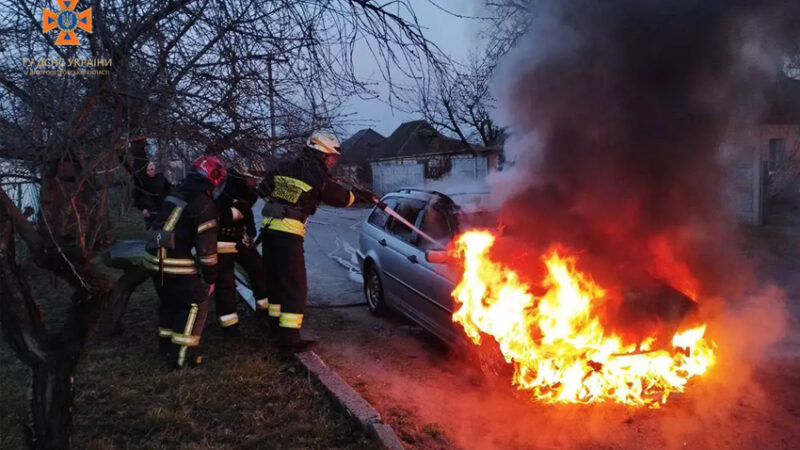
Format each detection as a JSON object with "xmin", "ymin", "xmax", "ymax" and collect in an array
[{"xmin": 42, "ymin": 0, "xmax": 92, "ymax": 46}]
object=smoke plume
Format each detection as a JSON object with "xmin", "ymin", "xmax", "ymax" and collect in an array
[{"xmin": 489, "ymin": 0, "xmax": 799, "ymax": 300}]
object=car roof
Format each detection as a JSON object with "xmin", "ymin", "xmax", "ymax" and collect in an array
[
  {"xmin": 381, "ymin": 188, "xmax": 495, "ymax": 211},
  {"xmin": 382, "ymin": 188, "xmax": 444, "ymax": 202}
]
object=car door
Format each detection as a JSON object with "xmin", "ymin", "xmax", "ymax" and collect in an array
[
  {"xmin": 379, "ymin": 198, "xmax": 429, "ymax": 319},
  {"xmin": 360, "ymin": 196, "xmax": 398, "ymax": 261},
  {"xmin": 399, "ymin": 201, "xmax": 463, "ymax": 345},
  {"xmin": 359, "ymin": 196, "xmax": 398, "ymax": 302}
]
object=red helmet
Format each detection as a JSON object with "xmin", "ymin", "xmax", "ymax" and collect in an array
[{"xmin": 192, "ymin": 155, "xmax": 227, "ymax": 186}]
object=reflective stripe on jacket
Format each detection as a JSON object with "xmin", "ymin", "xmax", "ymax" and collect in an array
[
  {"xmin": 145, "ymin": 174, "xmax": 219, "ymax": 281},
  {"xmin": 257, "ymin": 152, "xmax": 355, "ymax": 237}
]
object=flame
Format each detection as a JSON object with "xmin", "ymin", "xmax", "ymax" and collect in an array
[
  {"xmin": 648, "ymin": 234, "xmax": 699, "ymax": 301},
  {"xmin": 452, "ymin": 230, "xmax": 716, "ymax": 407}
]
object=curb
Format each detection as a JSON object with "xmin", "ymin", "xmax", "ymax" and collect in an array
[{"xmin": 295, "ymin": 351, "xmax": 404, "ymax": 450}]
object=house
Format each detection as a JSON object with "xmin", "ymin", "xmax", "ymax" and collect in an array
[
  {"xmin": 760, "ymin": 75, "xmax": 800, "ymax": 225},
  {"xmin": 730, "ymin": 75, "xmax": 800, "ymax": 225},
  {"xmin": 335, "ymin": 128, "xmax": 386, "ymax": 186},
  {"xmin": 369, "ymin": 120, "xmax": 502, "ymax": 193},
  {"xmin": 0, "ymin": 157, "xmax": 39, "ymax": 215}
]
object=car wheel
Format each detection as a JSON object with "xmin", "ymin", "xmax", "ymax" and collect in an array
[
  {"xmin": 476, "ymin": 335, "xmax": 513, "ymax": 383},
  {"xmin": 364, "ymin": 263, "xmax": 388, "ymax": 316}
]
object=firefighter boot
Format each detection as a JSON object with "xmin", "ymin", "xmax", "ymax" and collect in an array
[
  {"xmin": 277, "ymin": 326, "xmax": 316, "ymax": 354},
  {"xmin": 257, "ymin": 303, "xmax": 280, "ymax": 339},
  {"xmin": 222, "ymin": 322, "xmax": 240, "ymax": 337}
]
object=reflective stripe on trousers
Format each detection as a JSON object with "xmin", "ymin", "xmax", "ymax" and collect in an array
[
  {"xmin": 174, "ymin": 303, "xmax": 199, "ymax": 368},
  {"xmin": 218, "ymin": 241, "xmax": 238, "ymax": 254},
  {"xmin": 279, "ymin": 312, "xmax": 303, "ymax": 329},
  {"xmin": 218, "ymin": 312, "xmax": 239, "ymax": 327}
]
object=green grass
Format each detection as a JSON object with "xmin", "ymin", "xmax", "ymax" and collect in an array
[{"xmin": 0, "ymin": 210, "xmax": 376, "ymax": 449}]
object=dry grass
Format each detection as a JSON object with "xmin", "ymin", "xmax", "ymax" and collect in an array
[{"xmin": 1, "ymin": 210, "xmax": 376, "ymax": 449}]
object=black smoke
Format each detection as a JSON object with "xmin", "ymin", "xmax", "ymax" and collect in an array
[{"xmin": 492, "ymin": 0, "xmax": 800, "ymax": 301}]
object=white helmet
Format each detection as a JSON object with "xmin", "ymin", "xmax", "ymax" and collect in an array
[{"xmin": 306, "ymin": 130, "xmax": 341, "ymax": 155}]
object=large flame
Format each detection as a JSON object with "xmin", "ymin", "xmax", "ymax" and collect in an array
[{"xmin": 452, "ymin": 230, "xmax": 715, "ymax": 407}]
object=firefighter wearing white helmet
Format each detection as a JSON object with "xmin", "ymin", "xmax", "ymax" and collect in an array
[
  {"xmin": 256, "ymin": 130, "xmax": 357, "ymax": 353},
  {"xmin": 306, "ymin": 130, "xmax": 342, "ymax": 156}
]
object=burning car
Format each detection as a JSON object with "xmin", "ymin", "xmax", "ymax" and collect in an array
[
  {"xmin": 357, "ymin": 188, "xmax": 494, "ymax": 352},
  {"xmin": 357, "ymin": 188, "xmax": 716, "ymax": 408}
]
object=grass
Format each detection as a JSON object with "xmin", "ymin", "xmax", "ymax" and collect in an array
[{"xmin": 0, "ymin": 210, "xmax": 376, "ymax": 449}]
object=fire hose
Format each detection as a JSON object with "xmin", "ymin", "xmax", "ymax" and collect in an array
[
  {"xmin": 253, "ymin": 178, "xmax": 445, "ymax": 250},
  {"xmin": 339, "ymin": 177, "xmax": 445, "ymax": 250}
]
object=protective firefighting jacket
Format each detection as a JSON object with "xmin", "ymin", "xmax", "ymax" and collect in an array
[
  {"xmin": 215, "ymin": 168, "xmax": 258, "ymax": 254},
  {"xmin": 143, "ymin": 173, "xmax": 219, "ymax": 283},
  {"xmin": 257, "ymin": 150, "xmax": 355, "ymax": 237}
]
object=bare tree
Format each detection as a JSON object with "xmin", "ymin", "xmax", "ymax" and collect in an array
[
  {"xmin": 0, "ymin": 1, "xmax": 446, "ymax": 447},
  {"xmin": 483, "ymin": 0, "xmax": 532, "ymax": 70},
  {"xmin": 416, "ymin": 52, "xmax": 503, "ymax": 147},
  {"xmin": 404, "ymin": 0, "xmax": 533, "ymax": 147}
]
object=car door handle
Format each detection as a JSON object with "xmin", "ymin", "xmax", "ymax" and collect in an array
[
  {"xmin": 378, "ymin": 239, "xmax": 387, "ymax": 247},
  {"xmin": 407, "ymin": 254, "xmax": 418, "ymax": 264}
]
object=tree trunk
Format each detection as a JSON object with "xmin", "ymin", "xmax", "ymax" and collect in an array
[
  {"xmin": 28, "ymin": 358, "xmax": 77, "ymax": 450},
  {"xmin": 1, "ymin": 192, "xmax": 113, "ymax": 449}
]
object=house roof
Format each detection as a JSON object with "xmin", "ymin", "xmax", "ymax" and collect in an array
[
  {"xmin": 762, "ymin": 75, "xmax": 800, "ymax": 124},
  {"xmin": 373, "ymin": 120, "xmax": 476, "ymax": 161},
  {"xmin": 339, "ymin": 128, "xmax": 385, "ymax": 164}
]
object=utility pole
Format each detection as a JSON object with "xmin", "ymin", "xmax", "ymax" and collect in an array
[{"xmin": 266, "ymin": 54, "xmax": 287, "ymax": 152}]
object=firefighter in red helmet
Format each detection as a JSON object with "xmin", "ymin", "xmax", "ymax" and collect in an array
[
  {"xmin": 144, "ymin": 155, "xmax": 226, "ymax": 369},
  {"xmin": 212, "ymin": 161, "xmax": 270, "ymax": 335},
  {"xmin": 257, "ymin": 131, "xmax": 358, "ymax": 353}
]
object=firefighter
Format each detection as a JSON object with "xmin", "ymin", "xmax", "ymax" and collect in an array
[
  {"xmin": 135, "ymin": 162, "xmax": 172, "ymax": 229},
  {"xmin": 213, "ymin": 161, "xmax": 270, "ymax": 335},
  {"xmin": 257, "ymin": 131, "xmax": 361, "ymax": 353},
  {"xmin": 143, "ymin": 155, "xmax": 226, "ymax": 369}
]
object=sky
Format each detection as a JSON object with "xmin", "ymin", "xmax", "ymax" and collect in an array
[{"xmin": 340, "ymin": 0, "xmax": 485, "ymax": 139}]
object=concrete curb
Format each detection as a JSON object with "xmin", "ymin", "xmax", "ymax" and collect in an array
[{"xmin": 295, "ymin": 351, "xmax": 404, "ymax": 450}]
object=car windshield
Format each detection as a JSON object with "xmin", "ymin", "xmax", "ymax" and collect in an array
[
  {"xmin": 448, "ymin": 192, "xmax": 497, "ymax": 230},
  {"xmin": 448, "ymin": 192, "xmax": 492, "ymax": 212}
]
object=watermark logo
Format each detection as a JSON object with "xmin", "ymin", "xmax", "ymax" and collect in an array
[{"xmin": 42, "ymin": 0, "xmax": 92, "ymax": 46}]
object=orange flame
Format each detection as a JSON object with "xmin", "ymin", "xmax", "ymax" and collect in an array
[{"xmin": 452, "ymin": 230, "xmax": 715, "ymax": 407}]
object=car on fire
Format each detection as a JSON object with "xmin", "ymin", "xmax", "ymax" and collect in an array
[
  {"xmin": 356, "ymin": 188, "xmax": 703, "ymax": 382},
  {"xmin": 356, "ymin": 188, "xmax": 496, "ymax": 356}
]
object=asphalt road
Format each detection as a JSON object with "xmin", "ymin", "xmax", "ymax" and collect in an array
[
  {"xmin": 236, "ymin": 202, "xmax": 370, "ymax": 308},
  {"xmin": 287, "ymin": 207, "xmax": 800, "ymax": 450},
  {"xmin": 303, "ymin": 206, "xmax": 371, "ymax": 306}
]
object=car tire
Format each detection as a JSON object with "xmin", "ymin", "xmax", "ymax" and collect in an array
[
  {"xmin": 475, "ymin": 334, "xmax": 514, "ymax": 383},
  {"xmin": 363, "ymin": 263, "xmax": 388, "ymax": 316}
]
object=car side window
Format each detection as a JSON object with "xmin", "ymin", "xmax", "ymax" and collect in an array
[
  {"xmin": 386, "ymin": 199, "xmax": 426, "ymax": 243},
  {"xmin": 367, "ymin": 198, "xmax": 396, "ymax": 229},
  {"xmin": 417, "ymin": 206, "xmax": 452, "ymax": 249}
]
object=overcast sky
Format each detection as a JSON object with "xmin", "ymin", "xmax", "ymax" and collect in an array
[{"xmin": 340, "ymin": 1, "xmax": 485, "ymax": 138}]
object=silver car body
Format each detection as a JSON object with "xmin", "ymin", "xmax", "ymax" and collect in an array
[{"xmin": 356, "ymin": 188, "xmax": 492, "ymax": 352}]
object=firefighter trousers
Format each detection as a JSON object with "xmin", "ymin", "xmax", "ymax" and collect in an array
[
  {"xmin": 153, "ymin": 273, "xmax": 210, "ymax": 368},
  {"xmin": 261, "ymin": 229, "xmax": 306, "ymax": 345},
  {"xmin": 215, "ymin": 242, "xmax": 270, "ymax": 328}
]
